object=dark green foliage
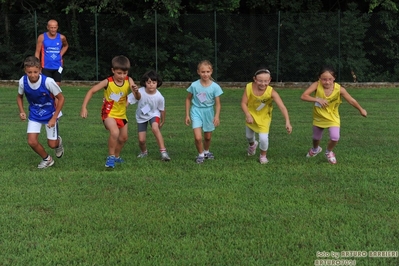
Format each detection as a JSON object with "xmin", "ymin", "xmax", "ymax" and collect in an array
[{"xmin": 0, "ymin": 7, "xmax": 398, "ymax": 81}]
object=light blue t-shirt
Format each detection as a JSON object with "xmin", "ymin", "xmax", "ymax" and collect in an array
[{"xmin": 187, "ymin": 80, "xmax": 223, "ymax": 108}]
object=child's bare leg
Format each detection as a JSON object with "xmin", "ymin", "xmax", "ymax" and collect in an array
[
  {"xmin": 104, "ymin": 118, "xmax": 119, "ymax": 156},
  {"xmin": 115, "ymin": 124, "xmax": 128, "ymax": 158},
  {"xmin": 203, "ymin": 131, "xmax": 212, "ymax": 151},
  {"xmin": 28, "ymin": 133, "xmax": 48, "ymax": 158},
  {"xmin": 47, "ymin": 138, "xmax": 59, "ymax": 149},
  {"xmin": 151, "ymin": 122, "xmax": 165, "ymax": 150},
  {"xmin": 327, "ymin": 140, "xmax": 338, "ymax": 151},
  {"xmin": 312, "ymin": 139, "xmax": 321, "ymax": 149},
  {"xmin": 193, "ymin": 127, "xmax": 203, "ymax": 153},
  {"xmin": 138, "ymin": 131, "xmax": 147, "ymax": 153}
]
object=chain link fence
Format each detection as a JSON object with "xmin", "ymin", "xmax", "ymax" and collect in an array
[{"xmin": 1, "ymin": 11, "xmax": 398, "ymax": 82}]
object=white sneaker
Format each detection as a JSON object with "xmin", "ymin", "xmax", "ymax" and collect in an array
[
  {"xmin": 204, "ymin": 152, "xmax": 214, "ymax": 159},
  {"xmin": 137, "ymin": 152, "xmax": 148, "ymax": 158},
  {"xmin": 325, "ymin": 151, "xmax": 337, "ymax": 164},
  {"xmin": 306, "ymin": 146, "xmax": 322, "ymax": 157},
  {"xmin": 161, "ymin": 151, "xmax": 171, "ymax": 161},
  {"xmin": 55, "ymin": 136, "xmax": 64, "ymax": 158},
  {"xmin": 259, "ymin": 155, "xmax": 269, "ymax": 164},
  {"xmin": 38, "ymin": 156, "xmax": 54, "ymax": 169},
  {"xmin": 247, "ymin": 141, "xmax": 258, "ymax": 156}
]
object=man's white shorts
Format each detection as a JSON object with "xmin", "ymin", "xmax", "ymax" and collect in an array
[{"xmin": 27, "ymin": 119, "xmax": 58, "ymax": 140}]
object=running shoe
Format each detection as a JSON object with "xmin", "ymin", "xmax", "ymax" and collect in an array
[
  {"xmin": 247, "ymin": 141, "xmax": 258, "ymax": 156},
  {"xmin": 204, "ymin": 152, "xmax": 214, "ymax": 159},
  {"xmin": 115, "ymin": 157, "xmax": 125, "ymax": 163},
  {"xmin": 325, "ymin": 151, "xmax": 337, "ymax": 164},
  {"xmin": 54, "ymin": 136, "xmax": 64, "ymax": 158},
  {"xmin": 105, "ymin": 156, "xmax": 115, "ymax": 168},
  {"xmin": 306, "ymin": 146, "xmax": 322, "ymax": 158},
  {"xmin": 37, "ymin": 156, "xmax": 54, "ymax": 169},
  {"xmin": 137, "ymin": 152, "xmax": 148, "ymax": 158},
  {"xmin": 196, "ymin": 156, "xmax": 205, "ymax": 164},
  {"xmin": 259, "ymin": 155, "xmax": 269, "ymax": 164},
  {"xmin": 161, "ymin": 151, "xmax": 171, "ymax": 161}
]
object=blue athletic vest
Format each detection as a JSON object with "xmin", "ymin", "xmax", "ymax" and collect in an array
[
  {"xmin": 23, "ymin": 75, "xmax": 56, "ymax": 122},
  {"xmin": 41, "ymin": 33, "xmax": 62, "ymax": 70}
]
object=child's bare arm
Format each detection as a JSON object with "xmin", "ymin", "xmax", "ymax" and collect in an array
[
  {"xmin": 129, "ymin": 77, "xmax": 141, "ymax": 100},
  {"xmin": 213, "ymin": 96, "xmax": 221, "ymax": 127},
  {"xmin": 17, "ymin": 94, "xmax": 26, "ymax": 120},
  {"xmin": 160, "ymin": 110, "xmax": 166, "ymax": 128},
  {"xmin": 185, "ymin": 93, "xmax": 192, "ymax": 125},
  {"xmin": 272, "ymin": 90, "xmax": 292, "ymax": 134},
  {"xmin": 340, "ymin": 87, "xmax": 367, "ymax": 117},
  {"xmin": 81, "ymin": 79, "xmax": 108, "ymax": 118}
]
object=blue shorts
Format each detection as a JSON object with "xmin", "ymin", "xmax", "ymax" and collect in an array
[{"xmin": 190, "ymin": 106, "xmax": 215, "ymax": 132}]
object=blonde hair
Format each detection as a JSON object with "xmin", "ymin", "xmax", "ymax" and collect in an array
[
  {"xmin": 197, "ymin": 60, "xmax": 215, "ymax": 81},
  {"xmin": 197, "ymin": 60, "xmax": 213, "ymax": 70}
]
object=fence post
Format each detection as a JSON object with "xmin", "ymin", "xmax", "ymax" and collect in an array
[
  {"xmin": 95, "ymin": 13, "xmax": 99, "ymax": 81},
  {"xmin": 34, "ymin": 10, "xmax": 38, "ymax": 41},
  {"xmin": 276, "ymin": 11, "xmax": 281, "ymax": 82},
  {"xmin": 155, "ymin": 10, "xmax": 158, "ymax": 73},
  {"xmin": 338, "ymin": 10, "xmax": 341, "ymax": 82},
  {"xmin": 214, "ymin": 10, "xmax": 218, "ymax": 81}
]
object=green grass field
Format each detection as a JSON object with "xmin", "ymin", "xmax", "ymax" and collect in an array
[{"xmin": 0, "ymin": 85, "xmax": 398, "ymax": 265}]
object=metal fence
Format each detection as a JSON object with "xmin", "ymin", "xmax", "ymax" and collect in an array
[{"xmin": 1, "ymin": 11, "xmax": 398, "ymax": 82}]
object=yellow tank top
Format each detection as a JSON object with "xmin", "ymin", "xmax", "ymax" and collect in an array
[
  {"xmin": 245, "ymin": 82, "xmax": 273, "ymax": 133},
  {"xmin": 101, "ymin": 76, "xmax": 130, "ymax": 120},
  {"xmin": 313, "ymin": 81, "xmax": 342, "ymax": 127}
]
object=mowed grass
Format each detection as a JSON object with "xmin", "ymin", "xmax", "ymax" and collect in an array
[{"xmin": 0, "ymin": 85, "xmax": 398, "ymax": 265}]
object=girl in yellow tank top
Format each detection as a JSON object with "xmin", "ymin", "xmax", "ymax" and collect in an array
[
  {"xmin": 241, "ymin": 69, "xmax": 292, "ymax": 164},
  {"xmin": 301, "ymin": 65, "xmax": 367, "ymax": 164}
]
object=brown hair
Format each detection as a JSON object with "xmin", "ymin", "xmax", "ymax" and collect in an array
[
  {"xmin": 24, "ymin": 56, "xmax": 41, "ymax": 69},
  {"xmin": 140, "ymin": 70, "xmax": 163, "ymax": 88},
  {"xmin": 111, "ymin": 55, "xmax": 131, "ymax": 71},
  {"xmin": 318, "ymin": 65, "xmax": 337, "ymax": 78}
]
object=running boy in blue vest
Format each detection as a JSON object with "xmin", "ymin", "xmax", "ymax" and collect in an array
[
  {"xmin": 35, "ymin": 19, "xmax": 69, "ymax": 86},
  {"xmin": 17, "ymin": 56, "xmax": 65, "ymax": 169}
]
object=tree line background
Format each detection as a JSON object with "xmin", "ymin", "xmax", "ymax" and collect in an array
[{"xmin": 1, "ymin": 0, "xmax": 398, "ymax": 82}]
